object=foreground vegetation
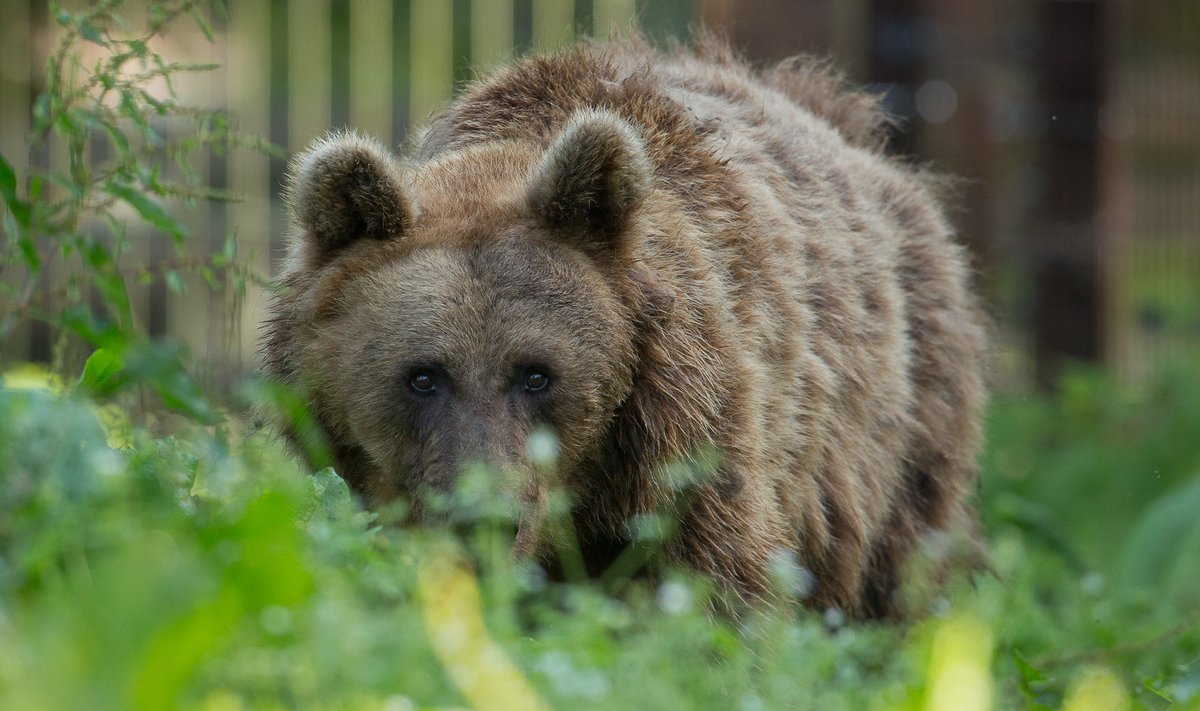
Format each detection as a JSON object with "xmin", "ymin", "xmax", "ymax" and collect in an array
[
  {"xmin": 0, "ymin": 365, "xmax": 1197, "ymax": 710},
  {"xmin": 1, "ymin": 3, "xmax": 1197, "ymax": 710}
]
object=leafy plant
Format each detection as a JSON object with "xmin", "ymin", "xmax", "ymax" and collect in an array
[
  {"xmin": 1, "ymin": 365, "xmax": 1198, "ymax": 710},
  {"xmin": 0, "ymin": 0, "xmax": 272, "ymax": 421}
]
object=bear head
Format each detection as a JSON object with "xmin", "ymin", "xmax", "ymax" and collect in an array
[{"xmin": 274, "ymin": 109, "xmax": 674, "ymax": 552}]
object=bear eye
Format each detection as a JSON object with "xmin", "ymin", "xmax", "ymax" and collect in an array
[
  {"xmin": 523, "ymin": 369, "xmax": 550, "ymax": 393},
  {"xmin": 409, "ymin": 370, "xmax": 438, "ymax": 394}
]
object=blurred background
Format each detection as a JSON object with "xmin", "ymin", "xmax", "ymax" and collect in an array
[{"xmin": 0, "ymin": 0, "xmax": 1197, "ymax": 393}]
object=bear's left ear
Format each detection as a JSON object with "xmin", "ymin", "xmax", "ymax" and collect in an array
[
  {"xmin": 527, "ymin": 109, "xmax": 652, "ymax": 249},
  {"xmin": 285, "ymin": 131, "xmax": 411, "ymax": 269}
]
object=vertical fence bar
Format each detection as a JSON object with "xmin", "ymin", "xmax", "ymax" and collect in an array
[
  {"xmin": 391, "ymin": 0, "xmax": 413, "ymax": 143},
  {"xmin": 513, "ymin": 0, "xmax": 534, "ymax": 52},
  {"xmin": 227, "ymin": 0, "xmax": 273, "ymax": 372},
  {"xmin": 350, "ymin": 0, "xmax": 394, "ymax": 143},
  {"xmin": 830, "ymin": 0, "xmax": 868, "ymax": 77},
  {"xmin": 574, "ymin": 0, "xmax": 594, "ymax": 37},
  {"xmin": 410, "ymin": 0, "xmax": 454, "ymax": 123},
  {"xmin": 199, "ymin": 17, "xmax": 231, "ymax": 385},
  {"xmin": 533, "ymin": 0, "xmax": 575, "ymax": 48},
  {"xmin": 697, "ymin": 1, "xmax": 831, "ymax": 60},
  {"xmin": 288, "ymin": 0, "xmax": 333, "ymax": 152},
  {"xmin": 1031, "ymin": 0, "xmax": 1105, "ymax": 388},
  {"xmin": 635, "ymin": 0, "xmax": 691, "ymax": 41},
  {"xmin": 331, "ymin": 0, "xmax": 351, "ymax": 128},
  {"xmin": 593, "ymin": 0, "xmax": 636, "ymax": 37},
  {"xmin": 452, "ymin": 0, "xmax": 473, "ymax": 84},
  {"xmin": 204, "ymin": 17, "xmax": 234, "ymax": 385},
  {"xmin": 1103, "ymin": 0, "xmax": 1134, "ymax": 381},
  {"xmin": 163, "ymin": 11, "xmax": 235, "ymax": 381},
  {"xmin": 119, "ymin": 0, "xmax": 159, "ymax": 360},
  {"xmin": 36, "ymin": 4, "xmax": 72, "ymax": 364},
  {"xmin": 0, "ymin": 2, "xmax": 30, "ymax": 182},
  {"xmin": 866, "ymin": 0, "xmax": 923, "ymax": 155},
  {"xmin": 0, "ymin": 0, "xmax": 33, "ymax": 363},
  {"xmin": 1106, "ymin": 3, "xmax": 1200, "ymax": 382},
  {"xmin": 472, "ymin": 0, "xmax": 515, "ymax": 69}
]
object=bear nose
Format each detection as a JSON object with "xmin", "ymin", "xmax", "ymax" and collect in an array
[
  {"xmin": 449, "ymin": 424, "xmax": 529, "ymax": 524},
  {"xmin": 450, "ymin": 407, "xmax": 522, "ymax": 475}
]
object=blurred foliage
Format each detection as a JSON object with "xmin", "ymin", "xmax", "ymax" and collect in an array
[
  {"xmin": 0, "ymin": 362, "xmax": 1190, "ymax": 706},
  {"xmin": 0, "ymin": 364, "xmax": 1198, "ymax": 710},
  {"xmin": 1121, "ymin": 0, "xmax": 1200, "ymax": 61},
  {"xmin": 980, "ymin": 365, "xmax": 1200, "ymax": 710},
  {"xmin": 0, "ymin": 0, "xmax": 272, "ymax": 420},
  {"xmin": 1114, "ymin": 245, "xmax": 1200, "ymax": 383}
]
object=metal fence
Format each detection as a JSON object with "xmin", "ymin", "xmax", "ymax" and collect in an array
[
  {"xmin": 1, "ymin": 0, "xmax": 1197, "ymax": 389},
  {"xmin": 0, "ymin": 0, "xmax": 690, "ymax": 388}
]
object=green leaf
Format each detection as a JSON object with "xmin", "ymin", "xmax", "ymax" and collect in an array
[
  {"xmin": 53, "ymin": 109, "xmax": 78, "ymax": 137},
  {"xmin": 117, "ymin": 90, "xmax": 157, "ymax": 141},
  {"xmin": 94, "ymin": 269, "xmax": 134, "ymax": 329},
  {"xmin": 57, "ymin": 305, "xmax": 123, "ymax": 349},
  {"xmin": 18, "ymin": 239, "xmax": 41, "ymax": 271},
  {"xmin": 107, "ymin": 183, "xmax": 188, "ymax": 242},
  {"xmin": 116, "ymin": 340, "xmax": 220, "ymax": 425},
  {"xmin": 148, "ymin": 5, "xmax": 167, "ymax": 31},
  {"xmin": 240, "ymin": 378, "xmax": 334, "ymax": 470},
  {"xmin": 31, "ymin": 92, "xmax": 51, "ymax": 129},
  {"xmin": 79, "ymin": 347, "xmax": 127, "ymax": 396},
  {"xmin": 0, "ymin": 153, "xmax": 38, "ymax": 270},
  {"xmin": 139, "ymin": 89, "xmax": 170, "ymax": 117},
  {"xmin": 0, "ymin": 153, "xmax": 31, "ymax": 233},
  {"xmin": 200, "ymin": 266, "xmax": 219, "ymax": 291},
  {"xmin": 45, "ymin": 173, "xmax": 85, "ymax": 200},
  {"xmin": 131, "ymin": 588, "xmax": 242, "ymax": 711},
  {"xmin": 154, "ymin": 376, "xmax": 218, "ymax": 424},
  {"xmin": 1118, "ymin": 476, "xmax": 1200, "ymax": 610},
  {"xmin": 190, "ymin": 8, "xmax": 215, "ymax": 42},
  {"xmin": 1012, "ymin": 650, "xmax": 1054, "ymax": 710},
  {"xmin": 165, "ymin": 270, "xmax": 185, "ymax": 295},
  {"xmin": 104, "ymin": 213, "xmax": 129, "ymax": 253},
  {"xmin": 100, "ymin": 122, "xmax": 131, "ymax": 158},
  {"xmin": 80, "ymin": 239, "xmax": 113, "ymax": 269},
  {"xmin": 307, "ymin": 467, "xmax": 355, "ymax": 522},
  {"xmin": 78, "ymin": 19, "xmax": 105, "ymax": 45}
]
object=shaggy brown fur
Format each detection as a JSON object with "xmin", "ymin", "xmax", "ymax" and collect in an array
[{"xmin": 262, "ymin": 37, "xmax": 987, "ymax": 618}]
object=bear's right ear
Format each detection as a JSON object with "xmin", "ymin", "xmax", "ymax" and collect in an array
[
  {"xmin": 527, "ymin": 109, "xmax": 652, "ymax": 251},
  {"xmin": 285, "ymin": 132, "xmax": 411, "ymax": 268}
]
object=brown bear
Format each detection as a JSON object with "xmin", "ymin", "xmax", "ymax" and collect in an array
[{"xmin": 261, "ymin": 36, "xmax": 987, "ymax": 618}]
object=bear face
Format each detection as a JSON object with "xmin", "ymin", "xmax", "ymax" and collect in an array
[{"xmin": 275, "ymin": 112, "xmax": 670, "ymax": 545}]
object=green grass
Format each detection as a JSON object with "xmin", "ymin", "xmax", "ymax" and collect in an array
[{"xmin": 0, "ymin": 365, "xmax": 1197, "ymax": 711}]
